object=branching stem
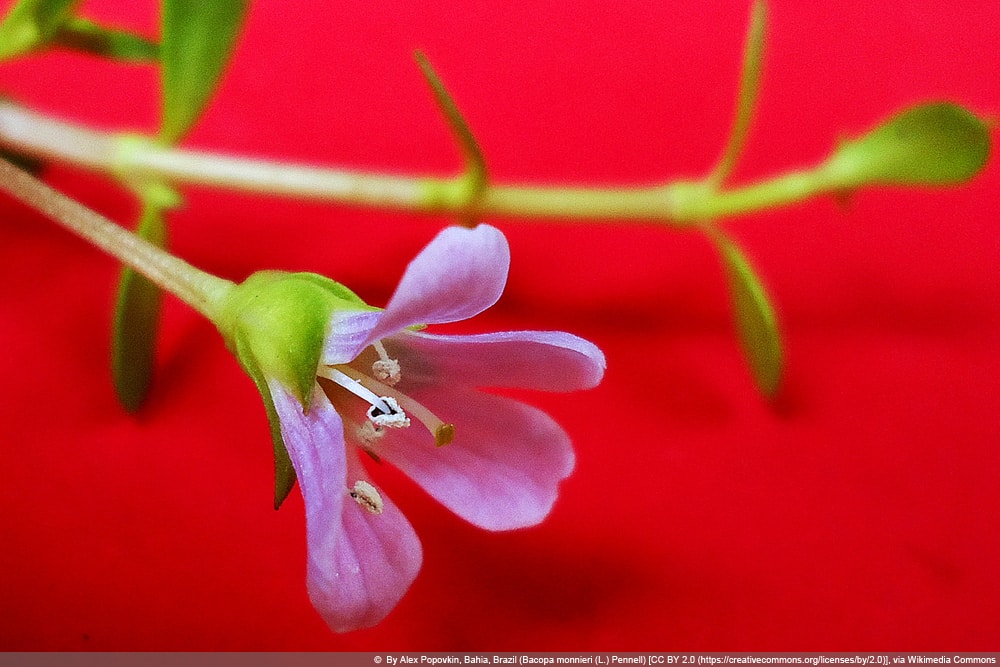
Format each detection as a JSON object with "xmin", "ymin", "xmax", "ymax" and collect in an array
[{"xmin": 0, "ymin": 99, "xmax": 841, "ymax": 227}]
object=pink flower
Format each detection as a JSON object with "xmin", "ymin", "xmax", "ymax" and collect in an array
[{"xmin": 257, "ymin": 224, "xmax": 604, "ymax": 631}]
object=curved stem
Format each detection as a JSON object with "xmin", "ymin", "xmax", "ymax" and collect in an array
[{"xmin": 0, "ymin": 158, "xmax": 234, "ymax": 320}]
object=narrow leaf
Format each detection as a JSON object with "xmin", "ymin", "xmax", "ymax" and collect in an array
[
  {"xmin": 160, "ymin": 0, "xmax": 248, "ymax": 144},
  {"xmin": 53, "ymin": 16, "xmax": 158, "ymax": 62},
  {"xmin": 824, "ymin": 102, "xmax": 991, "ymax": 189},
  {"xmin": 708, "ymin": 0, "xmax": 767, "ymax": 187},
  {"xmin": 712, "ymin": 229, "xmax": 783, "ymax": 396},
  {"xmin": 112, "ymin": 202, "xmax": 168, "ymax": 412},
  {"xmin": 414, "ymin": 50, "xmax": 488, "ymax": 220},
  {"xmin": 0, "ymin": 0, "xmax": 80, "ymax": 60}
]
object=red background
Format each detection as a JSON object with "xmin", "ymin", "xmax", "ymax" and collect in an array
[{"xmin": 1, "ymin": 0, "xmax": 998, "ymax": 651}]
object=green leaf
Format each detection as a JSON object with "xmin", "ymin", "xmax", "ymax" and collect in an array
[
  {"xmin": 708, "ymin": 0, "xmax": 767, "ymax": 187},
  {"xmin": 0, "ymin": 0, "xmax": 80, "ymax": 60},
  {"xmin": 414, "ymin": 51, "xmax": 488, "ymax": 220},
  {"xmin": 824, "ymin": 102, "xmax": 991, "ymax": 189},
  {"xmin": 53, "ymin": 16, "xmax": 158, "ymax": 62},
  {"xmin": 235, "ymin": 331, "xmax": 297, "ymax": 510},
  {"xmin": 111, "ymin": 202, "xmax": 168, "ymax": 412},
  {"xmin": 159, "ymin": 0, "xmax": 248, "ymax": 144},
  {"xmin": 712, "ymin": 229, "xmax": 783, "ymax": 396}
]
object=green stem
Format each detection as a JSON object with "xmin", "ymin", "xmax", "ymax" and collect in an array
[
  {"xmin": 0, "ymin": 158, "xmax": 234, "ymax": 319},
  {"xmin": 0, "ymin": 99, "xmax": 838, "ymax": 227},
  {"xmin": 477, "ymin": 184, "xmax": 681, "ymax": 221},
  {"xmin": 675, "ymin": 168, "xmax": 834, "ymax": 220}
]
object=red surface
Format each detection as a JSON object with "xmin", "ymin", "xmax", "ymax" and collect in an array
[{"xmin": 1, "ymin": 0, "xmax": 999, "ymax": 651}]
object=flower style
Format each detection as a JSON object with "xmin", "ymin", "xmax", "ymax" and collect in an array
[{"xmin": 217, "ymin": 224, "xmax": 605, "ymax": 632}]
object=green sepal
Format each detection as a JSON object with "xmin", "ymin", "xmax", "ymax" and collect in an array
[
  {"xmin": 217, "ymin": 271, "xmax": 375, "ymax": 409},
  {"xmin": 52, "ymin": 16, "xmax": 158, "ymax": 62},
  {"xmin": 824, "ymin": 102, "xmax": 991, "ymax": 189},
  {"xmin": 217, "ymin": 271, "xmax": 376, "ymax": 508},
  {"xmin": 0, "ymin": 0, "xmax": 80, "ymax": 60},
  {"xmin": 234, "ymin": 330, "xmax": 297, "ymax": 510},
  {"xmin": 159, "ymin": 0, "xmax": 249, "ymax": 144},
  {"xmin": 111, "ymin": 198, "xmax": 171, "ymax": 412},
  {"xmin": 711, "ymin": 229, "xmax": 783, "ymax": 396},
  {"xmin": 282, "ymin": 272, "xmax": 369, "ymax": 310}
]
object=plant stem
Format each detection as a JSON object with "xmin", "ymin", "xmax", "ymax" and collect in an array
[
  {"xmin": 0, "ymin": 158, "xmax": 234, "ymax": 319},
  {"xmin": 0, "ymin": 99, "xmax": 838, "ymax": 226}
]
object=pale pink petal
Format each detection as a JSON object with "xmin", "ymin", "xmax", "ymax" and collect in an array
[
  {"xmin": 268, "ymin": 380, "xmax": 422, "ymax": 632},
  {"xmin": 310, "ymin": 448, "xmax": 422, "ymax": 632},
  {"xmin": 322, "ymin": 309, "xmax": 381, "ymax": 365},
  {"xmin": 365, "ymin": 224, "xmax": 509, "ymax": 344},
  {"xmin": 386, "ymin": 329, "xmax": 606, "ymax": 392},
  {"xmin": 371, "ymin": 386, "xmax": 575, "ymax": 531}
]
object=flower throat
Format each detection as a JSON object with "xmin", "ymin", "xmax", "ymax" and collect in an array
[{"xmin": 317, "ymin": 340, "xmax": 456, "ymax": 448}]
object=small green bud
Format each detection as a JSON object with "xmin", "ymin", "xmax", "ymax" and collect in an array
[
  {"xmin": 216, "ymin": 271, "xmax": 372, "ymax": 407},
  {"xmin": 823, "ymin": 102, "xmax": 991, "ymax": 189}
]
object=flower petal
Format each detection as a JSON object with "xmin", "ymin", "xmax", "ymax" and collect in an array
[
  {"xmin": 313, "ymin": 449, "xmax": 423, "ymax": 633},
  {"xmin": 366, "ymin": 224, "xmax": 509, "ymax": 342},
  {"xmin": 268, "ymin": 380, "xmax": 422, "ymax": 632},
  {"xmin": 370, "ymin": 386, "xmax": 575, "ymax": 531},
  {"xmin": 387, "ymin": 329, "xmax": 606, "ymax": 392},
  {"xmin": 322, "ymin": 309, "xmax": 381, "ymax": 365}
]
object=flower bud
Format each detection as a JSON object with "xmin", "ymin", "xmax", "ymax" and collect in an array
[{"xmin": 823, "ymin": 102, "xmax": 990, "ymax": 190}]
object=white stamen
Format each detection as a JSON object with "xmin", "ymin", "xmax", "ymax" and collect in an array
[
  {"xmin": 334, "ymin": 364, "xmax": 455, "ymax": 447},
  {"xmin": 372, "ymin": 341, "xmax": 401, "ymax": 385},
  {"xmin": 349, "ymin": 480, "xmax": 384, "ymax": 515},
  {"xmin": 367, "ymin": 396, "xmax": 410, "ymax": 428},
  {"xmin": 318, "ymin": 367, "xmax": 392, "ymax": 415}
]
